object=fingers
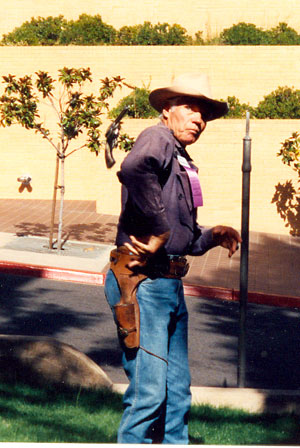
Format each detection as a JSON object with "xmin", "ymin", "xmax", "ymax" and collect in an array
[
  {"xmin": 213, "ymin": 225, "xmax": 242, "ymax": 258},
  {"xmin": 228, "ymin": 238, "xmax": 238, "ymax": 258},
  {"xmin": 124, "ymin": 241, "xmax": 140, "ymax": 255},
  {"xmin": 128, "ymin": 235, "xmax": 149, "ymax": 254},
  {"xmin": 124, "ymin": 241, "xmax": 148, "ymax": 268}
]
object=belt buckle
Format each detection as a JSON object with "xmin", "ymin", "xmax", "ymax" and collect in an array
[{"xmin": 169, "ymin": 256, "xmax": 189, "ymax": 278}]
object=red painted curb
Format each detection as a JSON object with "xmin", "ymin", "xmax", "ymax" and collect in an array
[
  {"xmin": 183, "ymin": 283, "xmax": 300, "ymax": 309},
  {"xmin": 0, "ymin": 260, "xmax": 299, "ymax": 309},
  {"xmin": 0, "ymin": 261, "xmax": 105, "ymax": 285}
]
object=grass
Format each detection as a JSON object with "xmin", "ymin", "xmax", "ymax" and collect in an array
[{"xmin": 0, "ymin": 380, "xmax": 299, "ymax": 444}]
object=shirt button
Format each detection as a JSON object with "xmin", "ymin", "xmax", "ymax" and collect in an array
[{"xmin": 178, "ymin": 193, "xmax": 183, "ymax": 200}]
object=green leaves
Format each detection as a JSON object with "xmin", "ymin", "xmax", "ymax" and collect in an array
[
  {"xmin": 278, "ymin": 132, "xmax": 300, "ymax": 173},
  {"xmin": 109, "ymin": 87, "xmax": 159, "ymax": 119},
  {"xmin": 59, "ymin": 67, "xmax": 92, "ymax": 88},
  {"xmin": 2, "ymin": 16, "xmax": 300, "ymax": 47},
  {"xmin": 220, "ymin": 22, "xmax": 270, "ymax": 45},
  {"xmin": 99, "ymin": 76, "xmax": 124, "ymax": 103},
  {"xmin": 35, "ymin": 71, "xmax": 55, "ymax": 98},
  {"xmin": 254, "ymin": 87, "xmax": 300, "ymax": 119},
  {"xmin": 59, "ymin": 14, "xmax": 116, "ymax": 45},
  {"xmin": 118, "ymin": 133, "xmax": 135, "ymax": 152},
  {"xmin": 220, "ymin": 22, "xmax": 300, "ymax": 45},
  {"xmin": 1, "ymin": 15, "xmax": 67, "ymax": 46},
  {"xmin": 0, "ymin": 73, "xmax": 39, "ymax": 129},
  {"xmin": 116, "ymin": 21, "xmax": 189, "ymax": 45},
  {"xmin": 221, "ymin": 87, "xmax": 300, "ymax": 119},
  {"xmin": 0, "ymin": 67, "xmax": 133, "ymax": 157}
]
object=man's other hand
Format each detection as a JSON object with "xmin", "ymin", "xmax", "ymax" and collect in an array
[
  {"xmin": 124, "ymin": 231, "xmax": 170, "ymax": 268},
  {"xmin": 212, "ymin": 225, "xmax": 242, "ymax": 258}
]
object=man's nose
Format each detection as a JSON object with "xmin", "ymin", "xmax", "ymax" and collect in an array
[{"xmin": 192, "ymin": 111, "xmax": 205, "ymax": 126}]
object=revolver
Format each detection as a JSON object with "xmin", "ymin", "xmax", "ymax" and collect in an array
[{"xmin": 105, "ymin": 106, "xmax": 130, "ymax": 168}]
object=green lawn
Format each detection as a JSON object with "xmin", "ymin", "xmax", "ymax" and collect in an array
[{"xmin": 0, "ymin": 380, "xmax": 299, "ymax": 444}]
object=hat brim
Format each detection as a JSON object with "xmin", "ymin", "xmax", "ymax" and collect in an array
[{"xmin": 149, "ymin": 87, "xmax": 228, "ymax": 121}]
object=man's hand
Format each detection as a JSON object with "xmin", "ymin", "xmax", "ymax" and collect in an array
[
  {"xmin": 124, "ymin": 231, "xmax": 170, "ymax": 268},
  {"xmin": 212, "ymin": 225, "xmax": 242, "ymax": 258}
]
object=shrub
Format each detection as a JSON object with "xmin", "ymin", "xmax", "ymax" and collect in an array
[
  {"xmin": 115, "ymin": 25, "xmax": 140, "ymax": 45},
  {"xmin": 220, "ymin": 22, "xmax": 271, "ymax": 45},
  {"xmin": 266, "ymin": 22, "xmax": 300, "ymax": 45},
  {"xmin": 59, "ymin": 14, "xmax": 116, "ymax": 45},
  {"xmin": 1, "ymin": 16, "xmax": 66, "ymax": 46},
  {"xmin": 109, "ymin": 87, "xmax": 159, "ymax": 118},
  {"xmin": 190, "ymin": 31, "xmax": 205, "ymax": 45},
  {"xmin": 116, "ymin": 21, "xmax": 189, "ymax": 45},
  {"xmin": 221, "ymin": 96, "xmax": 254, "ymax": 118},
  {"xmin": 254, "ymin": 86, "xmax": 300, "ymax": 118},
  {"xmin": 161, "ymin": 23, "xmax": 189, "ymax": 45},
  {"xmin": 2, "ymin": 17, "xmax": 300, "ymax": 46}
]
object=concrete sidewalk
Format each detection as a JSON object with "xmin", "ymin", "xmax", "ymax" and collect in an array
[
  {"xmin": 0, "ymin": 198, "xmax": 299, "ymax": 306},
  {"xmin": 0, "ymin": 198, "xmax": 299, "ymax": 305}
]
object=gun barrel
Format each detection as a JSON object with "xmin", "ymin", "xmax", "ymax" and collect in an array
[
  {"xmin": 105, "ymin": 106, "xmax": 129, "ymax": 138},
  {"xmin": 115, "ymin": 105, "xmax": 129, "ymax": 123}
]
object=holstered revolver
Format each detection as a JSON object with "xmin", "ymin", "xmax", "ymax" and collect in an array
[
  {"xmin": 105, "ymin": 106, "xmax": 129, "ymax": 168},
  {"xmin": 110, "ymin": 247, "xmax": 146, "ymax": 349}
]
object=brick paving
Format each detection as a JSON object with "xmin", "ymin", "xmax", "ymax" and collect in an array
[{"xmin": 0, "ymin": 198, "xmax": 299, "ymax": 298}]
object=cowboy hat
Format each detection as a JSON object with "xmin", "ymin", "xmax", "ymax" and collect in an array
[{"xmin": 149, "ymin": 73, "xmax": 228, "ymax": 121}]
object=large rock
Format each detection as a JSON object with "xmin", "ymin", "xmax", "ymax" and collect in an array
[{"xmin": 0, "ymin": 334, "xmax": 113, "ymax": 389}]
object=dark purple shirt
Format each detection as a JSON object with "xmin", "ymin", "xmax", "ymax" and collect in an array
[{"xmin": 115, "ymin": 122, "xmax": 216, "ymax": 256}]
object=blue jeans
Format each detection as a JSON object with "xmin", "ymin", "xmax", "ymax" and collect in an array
[{"xmin": 104, "ymin": 269, "xmax": 191, "ymax": 444}]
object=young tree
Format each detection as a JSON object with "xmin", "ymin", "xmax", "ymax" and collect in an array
[
  {"xmin": 272, "ymin": 132, "xmax": 300, "ymax": 235},
  {"xmin": 0, "ymin": 67, "xmax": 134, "ymax": 250}
]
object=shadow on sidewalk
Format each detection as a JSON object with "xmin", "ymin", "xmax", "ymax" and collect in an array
[
  {"xmin": 15, "ymin": 221, "xmax": 117, "ymax": 244},
  {"xmin": 187, "ymin": 231, "xmax": 300, "ymax": 298}
]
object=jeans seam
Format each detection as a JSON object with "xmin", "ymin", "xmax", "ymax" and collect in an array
[{"xmin": 140, "ymin": 345, "xmax": 168, "ymax": 365}]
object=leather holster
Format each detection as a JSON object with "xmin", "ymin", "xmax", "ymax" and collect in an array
[{"xmin": 110, "ymin": 247, "xmax": 146, "ymax": 349}]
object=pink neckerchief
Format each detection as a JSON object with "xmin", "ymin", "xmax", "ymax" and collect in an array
[{"xmin": 177, "ymin": 154, "xmax": 203, "ymax": 208}]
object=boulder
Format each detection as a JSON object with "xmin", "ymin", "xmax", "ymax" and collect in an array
[{"xmin": 0, "ymin": 334, "xmax": 113, "ymax": 389}]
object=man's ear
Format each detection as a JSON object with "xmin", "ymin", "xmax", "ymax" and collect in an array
[{"xmin": 162, "ymin": 105, "xmax": 170, "ymax": 120}]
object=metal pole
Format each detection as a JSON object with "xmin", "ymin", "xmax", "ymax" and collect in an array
[{"xmin": 237, "ymin": 111, "xmax": 252, "ymax": 387}]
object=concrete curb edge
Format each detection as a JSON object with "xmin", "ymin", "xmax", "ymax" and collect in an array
[
  {"xmin": 0, "ymin": 260, "xmax": 299, "ymax": 309},
  {"xmin": 112, "ymin": 383, "xmax": 300, "ymax": 415}
]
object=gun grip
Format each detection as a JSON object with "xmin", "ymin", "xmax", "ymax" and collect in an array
[{"xmin": 105, "ymin": 142, "xmax": 116, "ymax": 168}]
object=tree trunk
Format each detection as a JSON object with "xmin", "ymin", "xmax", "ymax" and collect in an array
[
  {"xmin": 57, "ymin": 155, "xmax": 65, "ymax": 252},
  {"xmin": 49, "ymin": 153, "xmax": 60, "ymax": 249}
]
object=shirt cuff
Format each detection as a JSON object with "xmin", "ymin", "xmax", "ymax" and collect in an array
[{"xmin": 189, "ymin": 227, "xmax": 217, "ymax": 256}]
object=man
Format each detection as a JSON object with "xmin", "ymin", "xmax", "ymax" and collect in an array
[{"xmin": 104, "ymin": 73, "xmax": 241, "ymax": 444}]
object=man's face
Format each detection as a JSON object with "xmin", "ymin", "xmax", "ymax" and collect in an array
[{"xmin": 163, "ymin": 97, "xmax": 208, "ymax": 146}]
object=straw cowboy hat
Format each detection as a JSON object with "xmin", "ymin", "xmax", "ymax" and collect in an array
[{"xmin": 149, "ymin": 73, "xmax": 228, "ymax": 121}]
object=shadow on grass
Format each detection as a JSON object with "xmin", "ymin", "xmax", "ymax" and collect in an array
[
  {"xmin": 189, "ymin": 404, "xmax": 300, "ymax": 445},
  {"xmin": 0, "ymin": 379, "xmax": 299, "ymax": 445},
  {"xmin": 0, "ymin": 380, "xmax": 122, "ymax": 443}
]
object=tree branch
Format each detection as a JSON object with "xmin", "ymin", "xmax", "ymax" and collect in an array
[
  {"xmin": 65, "ymin": 144, "xmax": 87, "ymax": 158},
  {"xmin": 35, "ymin": 126, "xmax": 63, "ymax": 157}
]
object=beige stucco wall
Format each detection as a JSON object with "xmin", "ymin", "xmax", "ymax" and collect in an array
[
  {"xmin": 1, "ymin": 0, "xmax": 300, "ymax": 39},
  {"xmin": 1, "ymin": 115, "xmax": 299, "ymax": 236},
  {"xmin": 0, "ymin": 45, "xmax": 299, "ymax": 235},
  {"xmin": 1, "ymin": 46, "xmax": 300, "ymax": 107}
]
